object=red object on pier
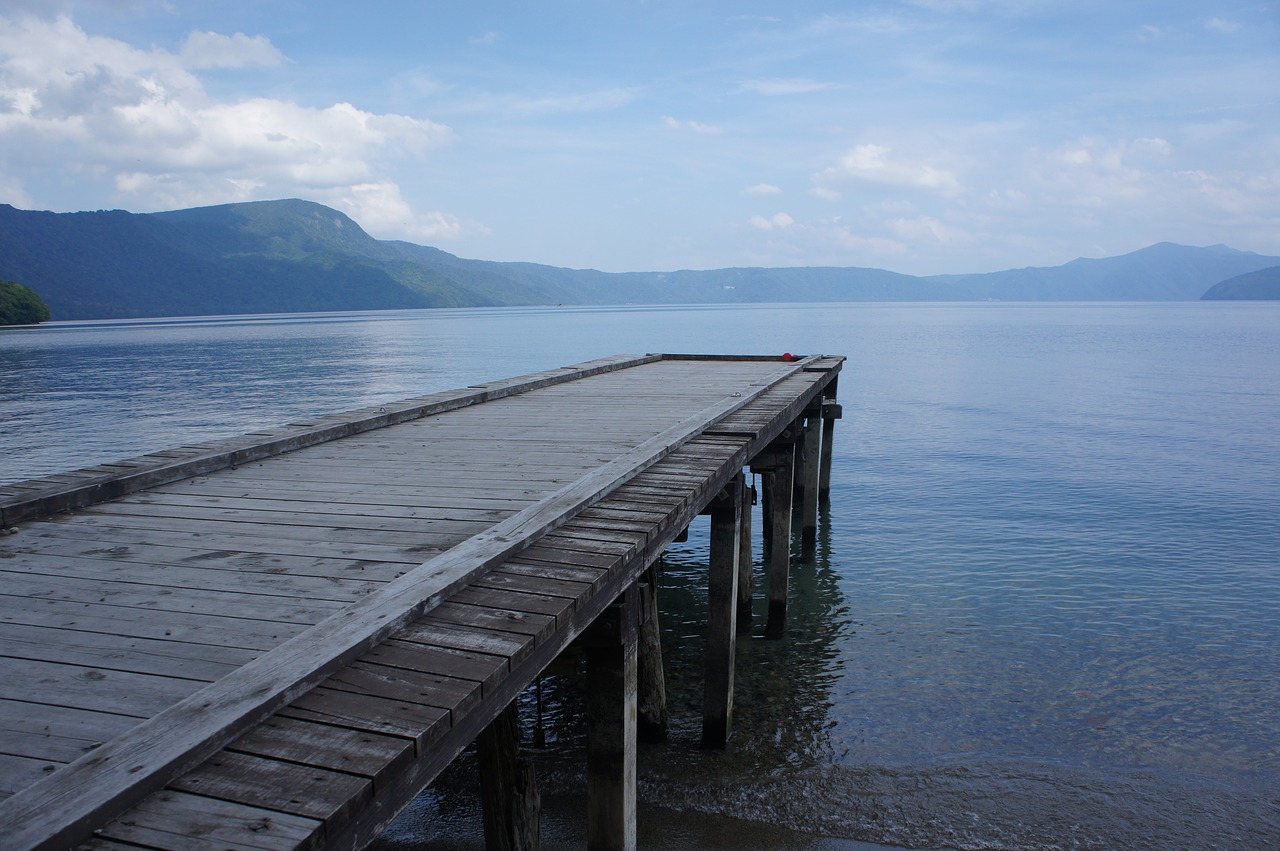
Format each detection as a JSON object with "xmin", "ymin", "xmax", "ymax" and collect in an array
[{"xmin": 782, "ymin": 352, "xmax": 796, "ymax": 362}]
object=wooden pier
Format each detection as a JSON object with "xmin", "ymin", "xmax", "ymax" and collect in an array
[{"xmin": 0, "ymin": 353, "xmax": 842, "ymax": 850}]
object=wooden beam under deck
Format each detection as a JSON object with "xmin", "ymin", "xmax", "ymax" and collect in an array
[{"xmin": 0, "ymin": 353, "xmax": 843, "ymax": 850}]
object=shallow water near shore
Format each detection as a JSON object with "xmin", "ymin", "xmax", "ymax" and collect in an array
[{"xmin": 4, "ymin": 302, "xmax": 1278, "ymax": 848}]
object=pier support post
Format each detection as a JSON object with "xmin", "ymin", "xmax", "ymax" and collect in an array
[
  {"xmin": 585, "ymin": 586, "xmax": 640, "ymax": 851},
  {"xmin": 736, "ymin": 479, "xmax": 755, "ymax": 633},
  {"xmin": 703, "ymin": 473, "xmax": 743, "ymax": 748},
  {"xmin": 637, "ymin": 566, "xmax": 668, "ymax": 742},
  {"xmin": 793, "ymin": 422, "xmax": 808, "ymax": 503},
  {"xmin": 752, "ymin": 427, "xmax": 797, "ymax": 639},
  {"xmin": 760, "ymin": 473, "xmax": 773, "ymax": 552},
  {"xmin": 819, "ymin": 394, "xmax": 842, "ymax": 501},
  {"xmin": 800, "ymin": 404, "xmax": 823, "ymax": 556},
  {"xmin": 478, "ymin": 702, "xmax": 541, "ymax": 851}
]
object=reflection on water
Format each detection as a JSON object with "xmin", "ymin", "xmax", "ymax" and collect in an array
[{"xmin": 5, "ymin": 303, "xmax": 1280, "ymax": 848}]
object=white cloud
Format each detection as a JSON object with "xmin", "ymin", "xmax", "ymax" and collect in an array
[
  {"xmin": 1137, "ymin": 24, "xmax": 1166, "ymax": 42},
  {"xmin": 749, "ymin": 212, "xmax": 794, "ymax": 230},
  {"xmin": 469, "ymin": 31, "xmax": 503, "ymax": 46},
  {"xmin": 662, "ymin": 115, "xmax": 723, "ymax": 134},
  {"xmin": 888, "ymin": 215, "xmax": 974, "ymax": 246},
  {"xmin": 0, "ymin": 172, "xmax": 32, "ymax": 208},
  {"xmin": 1206, "ymin": 18, "xmax": 1240, "ymax": 33},
  {"xmin": 329, "ymin": 181, "xmax": 489, "ymax": 242},
  {"xmin": 0, "ymin": 14, "xmax": 461, "ymax": 241},
  {"xmin": 816, "ymin": 143, "xmax": 962, "ymax": 195},
  {"xmin": 743, "ymin": 183, "xmax": 783, "ymax": 196},
  {"xmin": 810, "ymin": 186, "xmax": 840, "ymax": 201},
  {"xmin": 828, "ymin": 223, "xmax": 906, "ymax": 256},
  {"xmin": 180, "ymin": 31, "xmax": 286, "ymax": 69}
]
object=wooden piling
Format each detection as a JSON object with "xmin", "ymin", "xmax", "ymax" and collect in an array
[
  {"xmin": 702, "ymin": 474, "xmax": 743, "ymax": 748},
  {"xmin": 636, "ymin": 567, "xmax": 668, "ymax": 742},
  {"xmin": 801, "ymin": 406, "xmax": 823, "ymax": 556},
  {"xmin": 736, "ymin": 480, "xmax": 755, "ymax": 633},
  {"xmin": 751, "ymin": 429, "xmax": 796, "ymax": 639},
  {"xmin": 760, "ymin": 472, "xmax": 774, "ymax": 552},
  {"xmin": 585, "ymin": 587, "xmax": 639, "ymax": 851},
  {"xmin": 478, "ymin": 702, "xmax": 541, "ymax": 851},
  {"xmin": 820, "ymin": 402, "xmax": 842, "ymax": 501},
  {"xmin": 793, "ymin": 423, "xmax": 807, "ymax": 501}
]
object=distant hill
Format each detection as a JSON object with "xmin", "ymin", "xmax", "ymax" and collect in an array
[
  {"xmin": 1201, "ymin": 265, "xmax": 1280, "ymax": 300},
  {"xmin": 927, "ymin": 243, "xmax": 1280, "ymax": 301},
  {"xmin": 2, "ymin": 200, "xmax": 1278, "ymax": 319}
]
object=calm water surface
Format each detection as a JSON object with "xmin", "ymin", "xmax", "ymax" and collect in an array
[{"xmin": 3, "ymin": 303, "xmax": 1278, "ymax": 849}]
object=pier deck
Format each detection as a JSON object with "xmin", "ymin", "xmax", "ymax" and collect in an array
[{"xmin": 0, "ymin": 353, "xmax": 842, "ymax": 850}]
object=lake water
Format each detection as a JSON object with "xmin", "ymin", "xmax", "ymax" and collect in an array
[{"xmin": 2, "ymin": 302, "xmax": 1278, "ymax": 849}]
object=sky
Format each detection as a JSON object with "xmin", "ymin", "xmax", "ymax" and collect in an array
[{"xmin": 0, "ymin": 2, "xmax": 1276, "ymax": 276}]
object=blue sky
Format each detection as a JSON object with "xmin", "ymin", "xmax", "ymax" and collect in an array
[{"xmin": 0, "ymin": 1, "xmax": 1276, "ymax": 275}]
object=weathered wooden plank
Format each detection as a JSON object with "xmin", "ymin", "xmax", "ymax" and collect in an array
[
  {"xmin": 1, "ymin": 723, "xmax": 112, "ymax": 767},
  {"xmin": 169, "ymin": 750, "xmax": 371, "ymax": 829},
  {"xmin": 362, "ymin": 641, "xmax": 504, "ymax": 697},
  {"xmin": 497, "ymin": 560, "xmax": 610, "ymax": 591},
  {"xmin": 126, "ymin": 491, "xmax": 516, "ymax": 524},
  {"xmin": 513, "ymin": 545, "xmax": 621, "ymax": 571},
  {"xmin": 279, "ymin": 688, "xmax": 450, "ymax": 748},
  {"xmin": 45, "ymin": 512, "xmax": 474, "ymax": 550},
  {"xmin": 0, "ymin": 571, "xmax": 346, "ymax": 623},
  {"xmin": 0, "ymin": 659, "xmax": 204, "ymax": 718},
  {"xmin": 226, "ymin": 717, "xmax": 415, "ymax": 788},
  {"xmin": 0, "ymin": 551, "xmax": 381, "ymax": 600},
  {"xmin": 322, "ymin": 663, "xmax": 482, "ymax": 720},
  {"xmin": 451, "ymin": 586, "xmax": 577, "ymax": 619},
  {"xmin": 395, "ymin": 619, "xmax": 532, "ymax": 665},
  {"xmin": 150, "ymin": 481, "xmax": 540, "ymax": 514},
  {"xmin": 430, "ymin": 602, "xmax": 557, "ymax": 644},
  {"xmin": 471, "ymin": 568, "xmax": 594, "ymax": 603},
  {"xmin": 0, "ymin": 753, "xmax": 63, "ymax": 799},
  {"xmin": 0, "ymin": 701, "xmax": 139, "ymax": 758},
  {"xmin": 92, "ymin": 790, "xmax": 323, "ymax": 851},
  {"xmin": 15, "ymin": 521, "xmax": 441, "ymax": 565},
  {"xmin": 0, "ymin": 597, "xmax": 310, "ymax": 651},
  {"xmin": 0, "ymin": 622, "xmax": 253, "ymax": 681},
  {"xmin": 84, "ymin": 500, "xmax": 503, "ymax": 535}
]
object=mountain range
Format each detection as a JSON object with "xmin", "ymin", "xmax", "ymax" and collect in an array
[{"xmin": 1, "ymin": 199, "xmax": 1277, "ymax": 320}]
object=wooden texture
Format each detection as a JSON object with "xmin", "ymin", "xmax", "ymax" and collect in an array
[
  {"xmin": 636, "ymin": 564, "xmax": 668, "ymax": 743},
  {"xmin": 756, "ymin": 437, "xmax": 797, "ymax": 639},
  {"xmin": 477, "ymin": 702, "xmax": 540, "ymax": 851},
  {"xmin": 702, "ymin": 475, "xmax": 742, "ymax": 748},
  {"xmin": 736, "ymin": 481, "xmax": 755, "ymax": 633},
  {"xmin": 0, "ymin": 353, "xmax": 843, "ymax": 850},
  {"xmin": 801, "ymin": 408, "xmax": 823, "ymax": 554},
  {"xmin": 585, "ymin": 590, "xmax": 639, "ymax": 851},
  {"xmin": 819, "ymin": 399, "xmax": 842, "ymax": 499}
]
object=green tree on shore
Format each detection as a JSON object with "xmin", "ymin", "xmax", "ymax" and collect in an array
[{"xmin": 0, "ymin": 280, "xmax": 52, "ymax": 325}]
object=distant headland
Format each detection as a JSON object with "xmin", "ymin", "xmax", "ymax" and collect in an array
[{"xmin": 1, "ymin": 199, "xmax": 1277, "ymax": 321}]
